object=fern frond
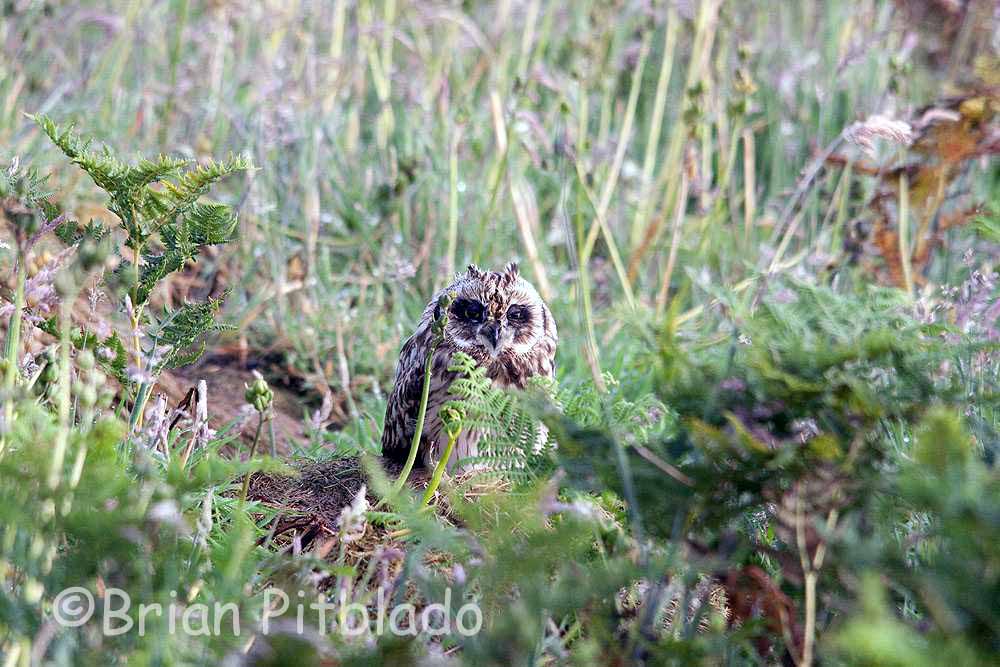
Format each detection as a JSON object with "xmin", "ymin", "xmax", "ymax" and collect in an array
[
  {"xmin": 0, "ymin": 158, "xmax": 51, "ymax": 208},
  {"xmin": 33, "ymin": 114, "xmax": 91, "ymax": 161},
  {"xmin": 124, "ymin": 155, "xmax": 192, "ymax": 190},
  {"xmin": 173, "ymin": 201, "xmax": 239, "ymax": 246},
  {"xmin": 136, "ymin": 158, "xmax": 249, "ymax": 250},
  {"xmin": 443, "ymin": 352, "xmax": 553, "ymax": 476},
  {"xmin": 54, "ymin": 218, "xmax": 108, "ymax": 245},
  {"xmin": 34, "ymin": 115, "xmax": 189, "ymax": 193},
  {"xmin": 133, "ymin": 202, "xmax": 237, "ymax": 305},
  {"xmin": 557, "ymin": 375, "xmax": 675, "ymax": 447},
  {"xmin": 167, "ymin": 340, "xmax": 208, "ymax": 369},
  {"xmin": 136, "ymin": 250, "xmax": 192, "ymax": 305},
  {"xmin": 37, "ymin": 320, "xmax": 130, "ymax": 385},
  {"xmin": 32, "ymin": 115, "xmax": 248, "ymax": 434},
  {"xmin": 34, "ymin": 115, "xmax": 249, "ymax": 248},
  {"xmin": 98, "ymin": 330, "xmax": 130, "ymax": 384},
  {"xmin": 152, "ymin": 296, "xmax": 233, "ymax": 370},
  {"xmin": 160, "ymin": 155, "xmax": 253, "ymax": 207}
]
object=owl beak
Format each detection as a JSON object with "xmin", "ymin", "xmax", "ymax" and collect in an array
[{"xmin": 478, "ymin": 321, "xmax": 503, "ymax": 357}]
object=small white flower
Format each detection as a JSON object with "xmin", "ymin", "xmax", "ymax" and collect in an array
[
  {"xmin": 148, "ymin": 500, "xmax": 187, "ymax": 531},
  {"xmin": 337, "ymin": 485, "xmax": 368, "ymax": 543},
  {"xmin": 194, "ymin": 491, "xmax": 213, "ymax": 548}
]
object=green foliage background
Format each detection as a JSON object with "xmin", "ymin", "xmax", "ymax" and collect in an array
[{"xmin": 1, "ymin": 1, "xmax": 998, "ymax": 665}]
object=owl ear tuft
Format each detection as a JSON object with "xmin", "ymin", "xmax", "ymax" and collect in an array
[
  {"xmin": 503, "ymin": 261, "xmax": 520, "ymax": 281},
  {"xmin": 466, "ymin": 264, "xmax": 485, "ymax": 280}
]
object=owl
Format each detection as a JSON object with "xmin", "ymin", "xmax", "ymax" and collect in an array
[{"xmin": 381, "ymin": 262, "xmax": 557, "ymax": 471}]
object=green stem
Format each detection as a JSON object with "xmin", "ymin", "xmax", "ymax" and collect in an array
[
  {"xmin": 899, "ymin": 171, "xmax": 913, "ymax": 299},
  {"xmin": 129, "ymin": 241, "xmax": 146, "ymax": 429},
  {"xmin": 630, "ymin": 8, "xmax": 679, "ymax": 248},
  {"xmin": 1, "ymin": 259, "xmax": 26, "ymax": 457},
  {"xmin": 477, "ymin": 132, "xmax": 510, "ymax": 264},
  {"xmin": 129, "ymin": 382, "xmax": 152, "ymax": 432},
  {"xmin": 160, "ymin": 0, "xmax": 190, "ymax": 148},
  {"xmin": 445, "ymin": 125, "xmax": 460, "ymax": 279},
  {"xmin": 47, "ymin": 298, "xmax": 73, "ymax": 490},
  {"xmin": 393, "ymin": 345, "xmax": 436, "ymax": 492},
  {"xmin": 574, "ymin": 170, "xmax": 606, "ymax": 392},
  {"xmin": 422, "ymin": 426, "xmax": 461, "ymax": 506},
  {"xmin": 268, "ymin": 412, "xmax": 277, "ymax": 458},
  {"xmin": 3, "ymin": 260, "xmax": 25, "ymax": 389},
  {"xmin": 239, "ymin": 410, "xmax": 266, "ymax": 505}
]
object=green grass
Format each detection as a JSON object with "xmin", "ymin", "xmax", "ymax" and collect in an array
[{"xmin": 6, "ymin": 0, "xmax": 972, "ymax": 389}]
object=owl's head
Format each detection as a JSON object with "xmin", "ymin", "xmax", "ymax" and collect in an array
[{"xmin": 438, "ymin": 262, "xmax": 552, "ymax": 359}]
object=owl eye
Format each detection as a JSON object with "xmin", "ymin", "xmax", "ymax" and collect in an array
[
  {"xmin": 506, "ymin": 305, "xmax": 530, "ymax": 323},
  {"xmin": 453, "ymin": 299, "xmax": 485, "ymax": 322}
]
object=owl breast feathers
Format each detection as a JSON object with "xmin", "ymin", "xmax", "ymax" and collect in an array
[{"xmin": 381, "ymin": 262, "xmax": 557, "ymax": 470}]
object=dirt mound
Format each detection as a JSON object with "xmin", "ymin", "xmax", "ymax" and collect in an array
[
  {"xmin": 245, "ymin": 458, "xmax": 431, "ymax": 554},
  {"xmin": 159, "ymin": 351, "xmax": 309, "ymax": 455}
]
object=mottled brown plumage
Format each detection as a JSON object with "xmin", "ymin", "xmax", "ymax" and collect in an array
[{"xmin": 381, "ymin": 262, "xmax": 557, "ymax": 470}]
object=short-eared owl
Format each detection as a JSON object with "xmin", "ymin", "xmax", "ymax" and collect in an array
[{"xmin": 381, "ymin": 262, "xmax": 557, "ymax": 470}]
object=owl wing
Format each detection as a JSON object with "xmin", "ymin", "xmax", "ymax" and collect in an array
[
  {"xmin": 381, "ymin": 331, "xmax": 429, "ymax": 462},
  {"xmin": 536, "ymin": 302, "xmax": 558, "ymax": 379},
  {"xmin": 382, "ymin": 329, "xmax": 462, "ymax": 465}
]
